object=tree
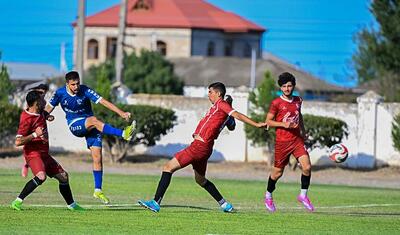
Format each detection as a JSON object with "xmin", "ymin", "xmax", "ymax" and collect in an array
[
  {"xmin": 0, "ymin": 63, "xmax": 15, "ymax": 103},
  {"xmin": 353, "ymin": 0, "xmax": 400, "ymax": 101},
  {"xmin": 0, "ymin": 102, "xmax": 20, "ymax": 147},
  {"xmin": 244, "ymin": 71, "xmax": 277, "ymax": 164},
  {"xmin": 86, "ymin": 50, "xmax": 184, "ymax": 95},
  {"xmin": 391, "ymin": 113, "xmax": 400, "ymax": 152},
  {"xmin": 124, "ymin": 50, "xmax": 184, "ymax": 94},
  {"xmin": 91, "ymin": 68, "xmax": 177, "ymax": 162}
]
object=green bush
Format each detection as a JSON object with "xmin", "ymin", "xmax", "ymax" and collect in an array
[
  {"xmin": 391, "ymin": 113, "xmax": 400, "ymax": 152},
  {"xmin": 303, "ymin": 114, "xmax": 349, "ymax": 149},
  {"xmin": 0, "ymin": 102, "xmax": 21, "ymax": 147},
  {"xmin": 94, "ymin": 104, "xmax": 176, "ymax": 162}
]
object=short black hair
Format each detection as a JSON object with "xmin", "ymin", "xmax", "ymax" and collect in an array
[
  {"xmin": 278, "ymin": 72, "xmax": 296, "ymax": 87},
  {"xmin": 65, "ymin": 71, "xmax": 80, "ymax": 82},
  {"xmin": 26, "ymin": 90, "xmax": 42, "ymax": 107},
  {"xmin": 30, "ymin": 83, "xmax": 49, "ymax": 92},
  {"xmin": 208, "ymin": 82, "xmax": 226, "ymax": 98}
]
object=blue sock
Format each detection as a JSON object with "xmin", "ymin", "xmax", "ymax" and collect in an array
[
  {"xmin": 103, "ymin": 124, "xmax": 123, "ymax": 137},
  {"xmin": 93, "ymin": 170, "xmax": 103, "ymax": 190}
]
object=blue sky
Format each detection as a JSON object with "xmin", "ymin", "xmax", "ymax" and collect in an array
[{"xmin": 0, "ymin": 0, "xmax": 373, "ymax": 87}]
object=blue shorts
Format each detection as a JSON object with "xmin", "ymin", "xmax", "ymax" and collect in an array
[{"xmin": 68, "ymin": 118, "xmax": 102, "ymax": 149}]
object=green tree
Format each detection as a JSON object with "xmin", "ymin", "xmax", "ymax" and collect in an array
[
  {"xmin": 0, "ymin": 63, "xmax": 15, "ymax": 103},
  {"xmin": 353, "ymin": 0, "xmax": 400, "ymax": 101},
  {"xmin": 0, "ymin": 102, "xmax": 20, "ymax": 147},
  {"xmin": 245, "ymin": 71, "xmax": 277, "ymax": 150},
  {"xmin": 86, "ymin": 50, "xmax": 184, "ymax": 95}
]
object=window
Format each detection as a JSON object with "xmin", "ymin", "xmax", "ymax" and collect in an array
[
  {"xmin": 87, "ymin": 39, "xmax": 99, "ymax": 59},
  {"xmin": 207, "ymin": 41, "xmax": 215, "ymax": 56},
  {"xmin": 224, "ymin": 40, "xmax": 233, "ymax": 56},
  {"xmin": 243, "ymin": 43, "xmax": 252, "ymax": 57},
  {"xmin": 106, "ymin": 37, "xmax": 117, "ymax": 59},
  {"xmin": 156, "ymin": 40, "xmax": 167, "ymax": 56}
]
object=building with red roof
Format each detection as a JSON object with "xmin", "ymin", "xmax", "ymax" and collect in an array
[{"xmin": 74, "ymin": 0, "xmax": 265, "ymax": 69}]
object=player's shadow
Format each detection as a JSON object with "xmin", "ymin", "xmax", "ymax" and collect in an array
[
  {"xmin": 124, "ymin": 154, "xmax": 169, "ymax": 163},
  {"xmin": 162, "ymin": 204, "xmax": 213, "ymax": 211}
]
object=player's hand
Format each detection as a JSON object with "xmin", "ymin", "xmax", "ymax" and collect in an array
[
  {"xmin": 34, "ymin": 127, "xmax": 44, "ymax": 137},
  {"xmin": 46, "ymin": 115, "xmax": 55, "ymax": 122},
  {"xmin": 120, "ymin": 112, "xmax": 131, "ymax": 121},
  {"xmin": 256, "ymin": 122, "xmax": 268, "ymax": 128}
]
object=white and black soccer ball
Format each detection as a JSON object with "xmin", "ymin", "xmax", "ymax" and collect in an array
[{"xmin": 329, "ymin": 143, "xmax": 349, "ymax": 163}]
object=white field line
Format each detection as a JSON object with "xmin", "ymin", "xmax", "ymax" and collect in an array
[{"xmin": 3, "ymin": 203, "xmax": 400, "ymax": 210}]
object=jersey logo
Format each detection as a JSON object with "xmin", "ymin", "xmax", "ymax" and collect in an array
[
  {"xmin": 63, "ymin": 100, "xmax": 68, "ymax": 106},
  {"xmin": 76, "ymin": 99, "xmax": 82, "ymax": 105}
]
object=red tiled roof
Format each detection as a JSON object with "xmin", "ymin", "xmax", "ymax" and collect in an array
[{"xmin": 81, "ymin": 0, "xmax": 265, "ymax": 33}]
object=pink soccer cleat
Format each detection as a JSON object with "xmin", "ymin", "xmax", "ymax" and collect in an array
[
  {"xmin": 264, "ymin": 197, "xmax": 276, "ymax": 212},
  {"xmin": 297, "ymin": 195, "xmax": 314, "ymax": 212}
]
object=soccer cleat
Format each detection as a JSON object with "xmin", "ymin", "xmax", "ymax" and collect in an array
[
  {"xmin": 68, "ymin": 202, "xmax": 85, "ymax": 212},
  {"xmin": 264, "ymin": 197, "xmax": 276, "ymax": 212},
  {"xmin": 11, "ymin": 199, "xmax": 23, "ymax": 211},
  {"xmin": 138, "ymin": 199, "xmax": 160, "ymax": 213},
  {"xmin": 220, "ymin": 202, "xmax": 234, "ymax": 213},
  {"xmin": 297, "ymin": 195, "xmax": 314, "ymax": 212},
  {"xmin": 122, "ymin": 120, "xmax": 136, "ymax": 141},
  {"xmin": 21, "ymin": 164, "xmax": 29, "ymax": 178},
  {"xmin": 93, "ymin": 191, "xmax": 111, "ymax": 204}
]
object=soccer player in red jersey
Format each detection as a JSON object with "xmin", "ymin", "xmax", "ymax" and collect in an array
[
  {"xmin": 264, "ymin": 72, "xmax": 314, "ymax": 212},
  {"xmin": 138, "ymin": 82, "xmax": 267, "ymax": 213},
  {"xmin": 10, "ymin": 90, "xmax": 84, "ymax": 211}
]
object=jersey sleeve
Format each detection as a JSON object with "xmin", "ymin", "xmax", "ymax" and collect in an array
[
  {"xmin": 219, "ymin": 101, "xmax": 235, "ymax": 116},
  {"xmin": 16, "ymin": 114, "xmax": 31, "ymax": 137},
  {"xmin": 48, "ymin": 89, "xmax": 61, "ymax": 107},
  {"xmin": 83, "ymin": 85, "xmax": 102, "ymax": 104},
  {"xmin": 268, "ymin": 99, "xmax": 279, "ymax": 115}
]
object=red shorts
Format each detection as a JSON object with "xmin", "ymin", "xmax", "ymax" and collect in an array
[
  {"xmin": 175, "ymin": 140, "xmax": 213, "ymax": 176},
  {"xmin": 24, "ymin": 152, "xmax": 65, "ymax": 177},
  {"xmin": 274, "ymin": 137, "xmax": 308, "ymax": 168}
]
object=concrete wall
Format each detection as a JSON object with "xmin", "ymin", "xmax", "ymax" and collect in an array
[{"xmin": 46, "ymin": 90, "xmax": 400, "ymax": 168}]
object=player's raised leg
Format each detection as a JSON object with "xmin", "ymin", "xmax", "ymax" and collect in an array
[
  {"xmin": 194, "ymin": 169, "xmax": 234, "ymax": 212},
  {"xmin": 90, "ymin": 146, "xmax": 110, "ymax": 204},
  {"xmin": 11, "ymin": 171, "xmax": 46, "ymax": 211},
  {"xmin": 265, "ymin": 167, "xmax": 284, "ymax": 212},
  {"xmin": 85, "ymin": 116, "xmax": 136, "ymax": 141},
  {"xmin": 138, "ymin": 158, "xmax": 181, "ymax": 212},
  {"xmin": 297, "ymin": 154, "xmax": 314, "ymax": 211}
]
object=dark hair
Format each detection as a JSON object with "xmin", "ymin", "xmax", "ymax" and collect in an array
[
  {"xmin": 30, "ymin": 83, "xmax": 49, "ymax": 92},
  {"xmin": 278, "ymin": 72, "xmax": 296, "ymax": 87},
  {"xmin": 65, "ymin": 71, "xmax": 80, "ymax": 82},
  {"xmin": 208, "ymin": 82, "xmax": 226, "ymax": 98},
  {"xmin": 26, "ymin": 90, "xmax": 42, "ymax": 107}
]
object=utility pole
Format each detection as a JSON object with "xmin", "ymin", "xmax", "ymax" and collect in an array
[
  {"xmin": 115, "ymin": 0, "xmax": 128, "ymax": 85},
  {"xmin": 76, "ymin": 0, "xmax": 86, "ymax": 83},
  {"xmin": 244, "ymin": 47, "xmax": 257, "ymax": 162}
]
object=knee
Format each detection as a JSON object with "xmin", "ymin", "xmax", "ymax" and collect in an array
[
  {"xmin": 272, "ymin": 170, "xmax": 283, "ymax": 180},
  {"xmin": 195, "ymin": 177, "xmax": 207, "ymax": 186},
  {"xmin": 58, "ymin": 172, "xmax": 69, "ymax": 183},
  {"xmin": 302, "ymin": 164, "xmax": 312, "ymax": 175},
  {"xmin": 35, "ymin": 172, "xmax": 47, "ymax": 183},
  {"xmin": 162, "ymin": 164, "xmax": 173, "ymax": 173}
]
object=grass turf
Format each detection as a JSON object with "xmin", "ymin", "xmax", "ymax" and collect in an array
[{"xmin": 0, "ymin": 169, "xmax": 400, "ymax": 234}]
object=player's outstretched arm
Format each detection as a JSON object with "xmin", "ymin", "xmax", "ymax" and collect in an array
[
  {"xmin": 99, "ymin": 98, "xmax": 131, "ymax": 121},
  {"xmin": 230, "ymin": 111, "xmax": 266, "ymax": 128}
]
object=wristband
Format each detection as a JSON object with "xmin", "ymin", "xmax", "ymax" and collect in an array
[{"xmin": 32, "ymin": 132, "xmax": 38, "ymax": 138}]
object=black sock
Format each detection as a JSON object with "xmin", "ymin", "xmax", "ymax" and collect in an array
[
  {"xmin": 267, "ymin": 176, "xmax": 277, "ymax": 193},
  {"xmin": 301, "ymin": 174, "xmax": 311, "ymax": 189},
  {"xmin": 59, "ymin": 182, "xmax": 74, "ymax": 205},
  {"xmin": 154, "ymin": 171, "xmax": 172, "ymax": 204},
  {"xmin": 18, "ymin": 176, "xmax": 43, "ymax": 200},
  {"xmin": 202, "ymin": 180, "xmax": 224, "ymax": 204}
]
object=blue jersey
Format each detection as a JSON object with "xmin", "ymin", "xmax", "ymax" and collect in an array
[{"xmin": 49, "ymin": 85, "xmax": 102, "ymax": 124}]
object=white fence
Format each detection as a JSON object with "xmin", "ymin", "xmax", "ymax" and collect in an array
[{"xmin": 47, "ymin": 90, "xmax": 400, "ymax": 168}]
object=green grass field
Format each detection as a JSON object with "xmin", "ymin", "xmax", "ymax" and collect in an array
[{"xmin": 1, "ymin": 169, "xmax": 399, "ymax": 234}]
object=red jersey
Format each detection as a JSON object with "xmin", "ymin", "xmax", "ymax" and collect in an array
[
  {"xmin": 16, "ymin": 110, "xmax": 49, "ymax": 155},
  {"xmin": 193, "ymin": 98, "xmax": 235, "ymax": 143},
  {"xmin": 269, "ymin": 95, "xmax": 303, "ymax": 142}
]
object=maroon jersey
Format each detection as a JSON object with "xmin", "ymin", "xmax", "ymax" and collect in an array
[
  {"xmin": 16, "ymin": 110, "xmax": 49, "ymax": 155},
  {"xmin": 268, "ymin": 95, "xmax": 303, "ymax": 142},
  {"xmin": 193, "ymin": 98, "xmax": 235, "ymax": 142}
]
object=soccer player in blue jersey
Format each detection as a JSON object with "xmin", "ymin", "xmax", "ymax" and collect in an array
[{"xmin": 45, "ymin": 71, "xmax": 135, "ymax": 204}]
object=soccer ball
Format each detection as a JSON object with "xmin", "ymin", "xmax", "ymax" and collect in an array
[{"xmin": 329, "ymin": 143, "xmax": 349, "ymax": 163}]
